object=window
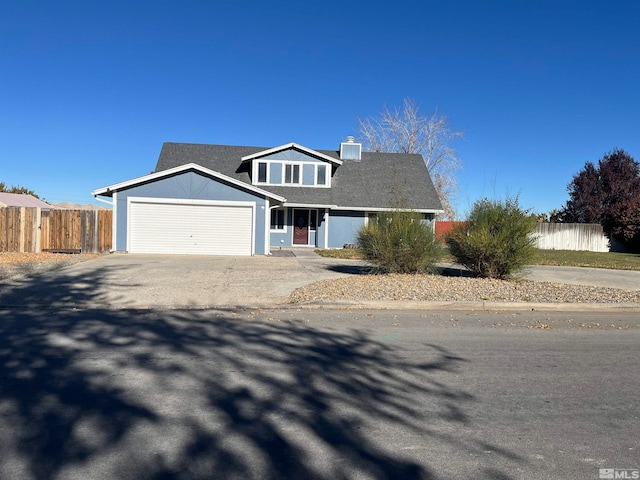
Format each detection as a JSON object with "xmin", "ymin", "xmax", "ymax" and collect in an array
[
  {"xmin": 317, "ymin": 165, "xmax": 326, "ymax": 185},
  {"xmin": 270, "ymin": 208, "xmax": 285, "ymax": 230},
  {"xmin": 310, "ymin": 210, "xmax": 317, "ymax": 231},
  {"xmin": 258, "ymin": 162, "xmax": 267, "ymax": 183},
  {"xmin": 284, "ymin": 164, "xmax": 300, "ymax": 184},
  {"xmin": 254, "ymin": 160, "xmax": 330, "ymax": 187}
]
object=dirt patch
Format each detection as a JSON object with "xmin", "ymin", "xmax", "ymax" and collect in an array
[{"xmin": 0, "ymin": 252, "xmax": 99, "ymax": 281}]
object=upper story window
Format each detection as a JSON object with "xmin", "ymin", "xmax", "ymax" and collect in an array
[
  {"xmin": 317, "ymin": 165, "xmax": 326, "ymax": 185},
  {"xmin": 254, "ymin": 160, "xmax": 330, "ymax": 188},
  {"xmin": 258, "ymin": 162, "xmax": 267, "ymax": 183},
  {"xmin": 284, "ymin": 164, "xmax": 300, "ymax": 184}
]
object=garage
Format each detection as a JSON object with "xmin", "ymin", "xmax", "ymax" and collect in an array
[{"xmin": 128, "ymin": 198, "xmax": 254, "ymax": 256}]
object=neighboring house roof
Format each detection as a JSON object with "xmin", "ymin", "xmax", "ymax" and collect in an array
[
  {"xmin": 154, "ymin": 142, "xmax": 443, "ymax": 212},
  {"xmin": 92, "ymin": 163, "xmax": 286, "ymax": 203},
  {"xmin": 52, "ymin": 202, "xmax": 110, "ymax": 210},
  {"xmin": 0, "ymin": 192, "xmax": 53, "ymax": 209}
]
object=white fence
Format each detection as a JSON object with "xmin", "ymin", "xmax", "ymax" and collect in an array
[{"xmin": 534, "ymin": 223, "xmax": 609, "ymax": 252}]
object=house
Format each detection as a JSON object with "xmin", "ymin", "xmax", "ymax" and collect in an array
[
  {"xmin": 92, "ymin": 138, "xmax": 443, "ymax": 255},
  {"xmin": 0, "ymin": 192, "xmax": 53, "ymax": 209}
]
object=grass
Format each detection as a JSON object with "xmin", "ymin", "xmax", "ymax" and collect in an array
[
  {"xmin": 314, "ymin": 248, "xmax": 364, "ymax": 259},
  {"xmin": 315, "ymin": 248, "xmax": 640, "ymax": 271},
  {"xmin": 532, "ymin": 249, "xmax": 640, "ymax": 271}
]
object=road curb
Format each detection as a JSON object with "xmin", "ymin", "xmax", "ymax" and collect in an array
[
  {"xmin": 282, "ymin": 300, "xmax": 640, "ymax": 312},
  {"xmin": 1, "ymin": 300, "xmax": 640, "ymax": 312}
]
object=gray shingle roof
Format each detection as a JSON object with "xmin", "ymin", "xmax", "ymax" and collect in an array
[{"xmin": 155, "ymin": 142, "xmax": 443, "ymax": 211}]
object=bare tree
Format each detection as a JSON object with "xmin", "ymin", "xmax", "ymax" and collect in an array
[{"xmin": 357, "ymin": 98, "xmax": 462, "ymax": 219}]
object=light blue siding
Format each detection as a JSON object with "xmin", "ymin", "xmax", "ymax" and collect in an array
[
  {"xmin": 327, "ymin": 211, "xmax": 365, "ymax": 248},
  {"xmin": 260, "ymin": 148, "xmax": 328, "ymax": 163},
  {"xmin": 114, "ymin": 171, "xmax": 269, "ymax": 254},
  {"xmin": 317, "ymin": 209, "xmax": 327, "ymax": 248},
  {"xmin": 270, "ymin": 231, "xmax": 290, "ymax": 248}
]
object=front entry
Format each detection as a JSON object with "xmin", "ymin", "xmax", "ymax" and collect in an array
[{"xmin": 293, "ymin": 209, "xmax": 309, "ymax": 245}]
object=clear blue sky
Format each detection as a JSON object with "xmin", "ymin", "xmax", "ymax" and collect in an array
[{"xmin": 1, "ymin": 0, "xmax": 639, "ymax": 215}]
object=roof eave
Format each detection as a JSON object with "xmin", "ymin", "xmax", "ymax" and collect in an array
[
  {"xmin": 91, "ymin": 163, "xmax": 286, "ymax": 203},
  {"xmin": 331, "ymin": 206, "xmax": 444, "ymax": 214}
]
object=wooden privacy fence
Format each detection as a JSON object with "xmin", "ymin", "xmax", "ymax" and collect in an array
[
  {"xmin": 533, "ymin": 223, "xmax": 609, "ymax": 252},
  {"xmin": 434, "ymin": 221, "xmax": 465, "ymax": 244},
  {"xmin": 435, "ymin": 221, "xmax": 611, "ymax": 252},
  {"xmin": 0, "ymin": 207, "xmax": 112, "ymax": 254}
]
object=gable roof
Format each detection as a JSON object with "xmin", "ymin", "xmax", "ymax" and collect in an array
[
  {"xmin": 154, "ymin": 142, "xmax": 443, "ymax": 212},
  {"xmin": 0, "ymin": 192, "xmax": 53, "ymax": 209},
  {"xmin": 92, "ymin": 163, "xmax": 286, "ymax": 202},
  {"xmin": 240, "ymin": 142, "xmax": 343, "ymax": 166}
]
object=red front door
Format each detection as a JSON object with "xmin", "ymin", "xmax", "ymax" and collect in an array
[{"xmin": 293, "ymin": 210, "xmax": 309, "ymax": 245}]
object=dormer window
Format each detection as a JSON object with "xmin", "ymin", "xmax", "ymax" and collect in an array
[
  {"xmin": 284, "ymin": 164, "xmax": 301, "ymax": 184},
  {"xmin": 253, "ymin": 159, "xmax": 330, "ymax": 187},
  {"xmin": 258, "ymin": 162, "xmax": 268, "ymax": 183},
  {"xmin": 244, "ymin": 142, "xmax": 341, "ymax": 188},
  {"xmin": 317, "ymin": 165, "xmax": 327, "ymax": 185}
]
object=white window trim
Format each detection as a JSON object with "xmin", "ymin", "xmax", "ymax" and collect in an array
[
  {"xmin": 284, "ymin": 163, "xmax": 301, "ymax": 185},
  {"xmin": 364, "ymin": 211, "xmax": 378, "ymax": 227},
  {"xmin": 316, "ymin": 164, "xmax": 328, "ymax": 186},
  {"xmin": 270, "ymin": 207, "xmax": 288, "ymax": 232},
  {"xmin": 253, "ymin": 160, "xmax": 331, "ymax": 188},
  {"xmin": 264, "ymin": 199, "xmax": 270, "ymax": 254},
  {"xmin": 257, "ymin": 161, "xmax": 268, "ymax": 184},
  {"xmin": 309, "ymin": 209, "xmax": 318, "ymax": 232}
]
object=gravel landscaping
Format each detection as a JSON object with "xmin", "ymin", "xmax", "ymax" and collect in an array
[
  {"xmin": 0, "ymin": 252, "xmax": 98, "ymax": 281},
  {"xmin": 290, "ymin": 273, "xmax": 640, "ymax": 304}
]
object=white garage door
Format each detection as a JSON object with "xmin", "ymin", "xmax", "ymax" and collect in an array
[{"xmin": 128, "ymin": 199, "xmax": 254, "ymax": 255}]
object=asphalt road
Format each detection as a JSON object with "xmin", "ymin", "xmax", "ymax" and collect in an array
[{"xmin": 1, "ymin": 307, "xmax": 638, "ymax": 480}]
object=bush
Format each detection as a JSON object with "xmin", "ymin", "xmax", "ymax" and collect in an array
[
  {"xmin": 446, "ymin": 197, "xmax": 537, "ymax": 279},
  {"xmin": 357, "ymin": 210, "xmax": 443, "ymax": 273}
]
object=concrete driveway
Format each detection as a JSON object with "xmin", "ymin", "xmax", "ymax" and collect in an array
[
  {"xmin": 1, "ymin": 250, "xmax": 638, "ymax": 309},
  {"xmin": 0, "ymin": 250, "xmax": 365, "ymax": 309}
]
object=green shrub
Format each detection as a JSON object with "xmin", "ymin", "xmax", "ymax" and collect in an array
[
  {"xmin": 446, "ymin": 197, "xmax": 537, "ymax": 279},
  {"xmin": 357, "ymin": 210, "xmax": 443, "ymax": 273}
]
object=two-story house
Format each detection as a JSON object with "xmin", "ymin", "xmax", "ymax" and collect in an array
[{"xmin": 92, "ymin": 138, "xmax": 443, "ymax": 255}]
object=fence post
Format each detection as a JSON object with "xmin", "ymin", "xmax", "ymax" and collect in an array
[
  {"xmin": 19, "ymin": 207, "xmax": 25, "ymax": 253},
  {"xmin": 34, "ymin": 207, "xmax": 41, "ymax": 252}
]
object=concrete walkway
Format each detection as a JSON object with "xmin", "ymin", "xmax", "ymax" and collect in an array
[
  {"xmin": 438, "ymin": 261, "xmax": 640, "ymax": 291},
  {"xmin": 522, "ymin": 264, "xmax": 640, "ymax": 291}
]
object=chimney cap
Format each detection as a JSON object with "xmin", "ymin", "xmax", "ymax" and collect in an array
[{"xmin": 346, "ymin": 135, "xmax": 355, "ymax": 143}]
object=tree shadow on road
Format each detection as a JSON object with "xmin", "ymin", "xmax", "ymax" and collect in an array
[{"xmin": 0, "ymin": 268, "xmax": 524, "ymax": 479}]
